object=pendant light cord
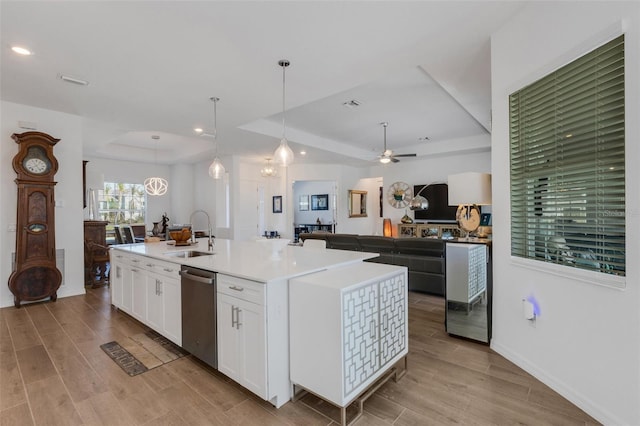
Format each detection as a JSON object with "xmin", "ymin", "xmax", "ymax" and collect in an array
[
  {"xmin": 279, "ymin": 60, "xmax": 290, "ymax": 140},
  {"xmin": 282, "ymin": 63, "xmax": 286, "ymax": 139},
  {"xmin": 211, "ymin": 96, "xmax": 219, "ymax": 156}
]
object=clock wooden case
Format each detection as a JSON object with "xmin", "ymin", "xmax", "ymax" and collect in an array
[{"xmin": 8, "ymin": 131, "xmax": 62, "ymax": 308}]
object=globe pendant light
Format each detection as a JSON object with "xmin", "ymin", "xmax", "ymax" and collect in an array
[
  {"xmin": 208, "ymin": 97, "xmax": 225, "ymax": 179},
  {"xmin": 144, "ymin": 135, "xmax": 168, "ymax": 196},
  {"xmin": 274, "ymin": 59, "xmax": 294, "ymax": 166}
]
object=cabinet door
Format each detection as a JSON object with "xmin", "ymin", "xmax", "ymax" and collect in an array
[
  {"xmin": 162, "ymin": 276, "xmax": 181, "ymax": 346},
  {"xmin": 131, "ymin": 268, "xmax": 147, "ymax": 322},
  {"xmin": 121, "ymin": 264, "xmax": 133, "ymax": 314},
  {"xmin": 379, "ymin": 275, "xmax": 407, "ymax": 366},
  {"xmin": 111, "ymin": 261, "xmax": 123, "ymax": 308},
  {"xmin": 237, "ymin": 298, "xmax": 267, "ymax": 399},
  {"xmin": 146, "ymin": 273, "xmax": 163, "ymax": 332},
  {"xmin": 217, "ymin": 293, "xmax": 241, "ymax": 380},
  {"xmin": 343, "ymin": 282, "xmax": 379, "ymax": 397}
]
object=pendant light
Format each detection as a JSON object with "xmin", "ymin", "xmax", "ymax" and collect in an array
[
  {"xmin": 274, "ymin": 59, "xmax": 294, "ymax": 166},
  {"xmin": 144, "ymin": 135, "xmax": 168, "ymax": 196},
  {"xmin": 208, "ymin": 97, "xmax": 225, "ymax": 179},
  {"xmin": 260, "ymin": 158, "xmax": 278, "ymax": 178}
]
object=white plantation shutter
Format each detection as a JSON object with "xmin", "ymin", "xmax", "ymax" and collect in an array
[{"xmin": 509, "ymin": 35, "xmax": 625, "ymax": 276}]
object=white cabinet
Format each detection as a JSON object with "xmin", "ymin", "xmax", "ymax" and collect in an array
[
  {"xmin": 109, "ymin": 251, "xmax": 124, "ymax": 307},
  {"xmin": 109, "ymin": 250, "xmax": 181, "ymax": 346},
  {"xmin": 217, "ymin": 274, "xmax": 267, "ymax": 400},
  {"xmin": 446, "ymin": 243, "xmax": 487, "ymax": 306},
  {"xmin": 445, "ymin": 242, "xmax": 490, "ymax": 343},
  {"xmin": 289, "ymin": 263, "xmax": 408, "ymax": 407}
]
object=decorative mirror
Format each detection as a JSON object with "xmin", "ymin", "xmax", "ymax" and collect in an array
[{"xmin": 348, "ymin": 190, "xmax": 367, "ymax": 218}]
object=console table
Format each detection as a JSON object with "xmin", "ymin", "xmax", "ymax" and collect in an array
[{"xmin": 397, "ymin": 223, "xmax": 461, "ymax": 239}]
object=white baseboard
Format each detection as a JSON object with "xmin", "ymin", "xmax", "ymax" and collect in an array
[{"xmin": 491, "ymin": 340, "xmax": 625, "ymax": 425}]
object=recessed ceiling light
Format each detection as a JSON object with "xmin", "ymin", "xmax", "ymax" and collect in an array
[
  {"xmin": 342, "ymin": 99, "xmax": 362, "ymax": 109},
  {"xmin": 11, "ymin": 46, "xmax": 32, "ymax": 56},
  {"xmin": 418, "ymin": 136, "xmax": 430, "ymax": 141},
  {"xmin": 194, "ymin": 128, "xmax": 203, "ymax": 133},
  {"xmin": 151, "ymin": 135, "xmax": 160, "ymax": 140},
  {"xmin": 300, "ymin": 151, "xmax": 307, "ymax": 156},
  {"xmin": 59, "ymin": 74, "xmax": 89, "ymax": 86}
]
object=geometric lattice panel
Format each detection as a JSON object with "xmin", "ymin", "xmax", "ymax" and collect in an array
[
  {"xmin": 379, "ymin": 273, "xmax": 406, "ymax": 365},
  {"xmin": 343, "ymin": 282, "xmax": 379, "ymax": 395}
]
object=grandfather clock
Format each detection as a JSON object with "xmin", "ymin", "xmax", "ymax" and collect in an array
[{"xmin": 8, "ymin": 131, "xmax": 62, "ymax": 308}]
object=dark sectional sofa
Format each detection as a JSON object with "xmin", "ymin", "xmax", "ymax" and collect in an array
[{"xmin": 299, "ymin": 233, "xmax": 446, "ymax": 296}]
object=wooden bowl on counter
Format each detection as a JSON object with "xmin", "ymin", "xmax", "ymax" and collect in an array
[{"xmin": 169, "ymin": 228, "xmax": 192, "ymax": 245}]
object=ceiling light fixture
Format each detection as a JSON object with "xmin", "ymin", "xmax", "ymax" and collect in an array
[
  {"xmin": 194, "ymin": 128, "xmax": 203, "ymax": 133},
  {"xmin": 273, "ymin": 59, "xmax": 294, "ymax": 166},
  {"xmin": 11, "ymin": 46, "xmax": 32, "ymax": 55},
  {"xmin": 300, "ymin": 151, "xmax": 307, "ymax": 156},
  {"xmin": 208, "ymin": 97, "xmax": 225, "ymax": 179},
  {"xmin": 59, "ymin": 74, "xmax": 89, "ymax": 86},
  {"xmin": 144, "ymin": 135, "xmax": 168, "ymax": 196},
  {"xmin": 260, "ymin": 158, "xmax": 278, "ymax": 178}
]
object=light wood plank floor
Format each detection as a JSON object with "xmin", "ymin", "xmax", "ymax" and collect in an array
[{"xmin": 0, "ymin": 287, "xmax": 599, "ymax": 425}]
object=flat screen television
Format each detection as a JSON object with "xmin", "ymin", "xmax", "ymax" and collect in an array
[{"xmin": 413, "ymin": 183, "xmax": 458, "ymax": 223}]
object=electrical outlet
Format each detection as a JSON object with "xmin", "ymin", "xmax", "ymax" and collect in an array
[{"xmin": 8, "ymin": 223, "xmax": 17, "ymax": 232}]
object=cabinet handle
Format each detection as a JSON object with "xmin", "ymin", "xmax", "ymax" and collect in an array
[
  {"xmin": 116, "ymin": 266, "xmax": 121, "ymax": 279},
  {"xmin": 163, "ymin": 268, "xmax": 174, "ymax": 272},
  {"xmin": 131, "ymin": 268, "xmax": 139, "ymax": 272},
  {"xmin": 236, "ymin": 307, "xmax": 242, "ymax": 329},
  {"xmin": 156, "ymin": 279, "xmax": 162, "ymax": 295},
  {"xmin": 116, "ymin": 255, "xmax": 123, "ymax": 259},
  {"xmin": 229, "ymin": 285, "xmax": 244, "ymax": 292},
  {"xmin": 132, "ymin": 259, "xmax": 140, "ymax": 263},
  {"xmin": 146, "ymin": 263, "xmax": 154, "ymax": 267},
  {"xmin": 231, "ymin": 306, "xmax": 237, "ymax": 328}
]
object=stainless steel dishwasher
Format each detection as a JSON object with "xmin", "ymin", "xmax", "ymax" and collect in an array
[{"xmin": 179, "ymin": 266, "xmax": 217, "ymax": 368}]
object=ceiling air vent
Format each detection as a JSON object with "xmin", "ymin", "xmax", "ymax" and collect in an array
[{"xmin": 342, "ymin": 99, "xmax": 362, "ymax": 109}]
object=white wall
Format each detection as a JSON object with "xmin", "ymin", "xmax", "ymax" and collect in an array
[
  {"xmin": 371, "ymin": 148, "xmax": 491, "ymax": 235},
  {"xmin": 84, "ymin": 156, "xmax": 172, "ymax": 232},
  {"xmin": 1, "ymin": 101, "xmax": 85, "ymax": 307},
  {"xmin": 293, "ymin": 180, "xmax": 336, "ymax": 226},
  {"xmin": 342, "ymin": 177, "xmax": 383, "ymax": 236},
  {"xmin": 491, "ymin": 3, "xmax": 639, "ymax": 425}
]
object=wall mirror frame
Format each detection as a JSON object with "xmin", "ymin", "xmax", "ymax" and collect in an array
[{"xmin": 348, "ymin": 190, "xmax": 368, "ymax": 218}]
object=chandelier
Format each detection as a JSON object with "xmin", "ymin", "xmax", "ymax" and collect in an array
[
  {"xmin": 260, "ymin": 158, "xmax": 278, "ymax": 178},
  {"xmin": 144, "ymin": 135, "xmax": 168, "ymax": 196}
]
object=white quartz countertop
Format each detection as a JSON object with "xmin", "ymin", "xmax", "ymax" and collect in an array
[{"xmin": 111, "ymin": 238, "xmax": 379, "ymax": 283}]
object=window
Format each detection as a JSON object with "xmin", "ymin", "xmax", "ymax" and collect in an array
[
  {"xmin": 97, "ymin": 182, "xmax": 146, "ymax": 227},
  {"xmin": 509, "ymin": 35, "xmax": 625, "ymax": 276}
]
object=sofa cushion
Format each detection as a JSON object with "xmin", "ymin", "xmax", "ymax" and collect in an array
[
  {"xmin": 326, "ymin": 234, "xmax": 361, "ymax": 251},
  {"xmin": 358, "ymin": 236, "xmax": 396, "ymax": 253},
  {"xmin": 394, "ymin": 238, "xmax": 445, "ymax": 257},
  {"xmin": 393, "ymin": 254, "xmax": 444, "ymax": 274}
]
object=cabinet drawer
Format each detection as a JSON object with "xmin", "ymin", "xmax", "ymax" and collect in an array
[
  {"xmin": 217, "ymin": 274, "xmax": 264, "ymax": 305},
  {"xmin": 142, "ymin": 258, "xmax": 180, "ymax": 279}
]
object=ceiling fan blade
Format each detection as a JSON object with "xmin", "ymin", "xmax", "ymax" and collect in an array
[
  {"xmin": 390, "ymin": 157, "xmax": 400, "ymax": 163},
  {"xmin": 392, "ymin": 153, "xmax": 417, "ymax": 158}
]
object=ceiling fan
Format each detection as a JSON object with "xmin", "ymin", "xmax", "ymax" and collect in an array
[{"xmin": 377, "ymin": 122, "xmax": 417, "ymax": 163}]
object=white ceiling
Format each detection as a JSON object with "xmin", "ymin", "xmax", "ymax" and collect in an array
[{"xmin": 0, "ymin": 1, "xmax": 526, "ymax": 167}]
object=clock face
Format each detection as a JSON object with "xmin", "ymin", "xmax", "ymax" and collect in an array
[
  {"xmin": 24, "ymin": 158, "xmax": 48, "ymax": 174},
  {"xmin": 387, "ymin": 182, "xmax": 412, "ymax": 209},
  {"xmin": 22, "ymin": 146, "xmax": 51, "ymax": 175}
]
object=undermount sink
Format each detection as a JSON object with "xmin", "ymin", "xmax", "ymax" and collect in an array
[{"xmin": 164, "ymin": 250, "xmax": 215, "ymax": 258}]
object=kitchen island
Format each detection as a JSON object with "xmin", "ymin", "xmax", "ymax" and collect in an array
[{"xmin": 110, "ymin": 239, "xmax": 407, "ymax": 410}]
